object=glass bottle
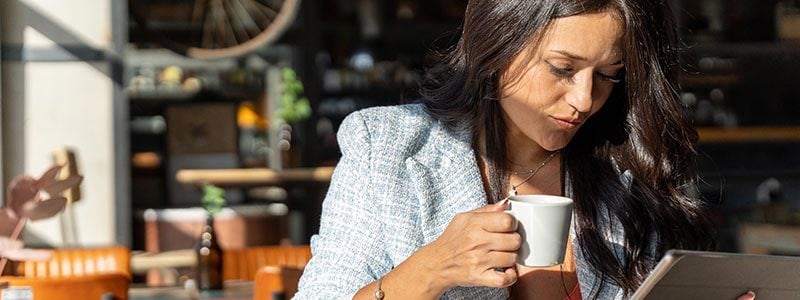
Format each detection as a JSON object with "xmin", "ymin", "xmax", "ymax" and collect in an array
[{"xmin": 195, "ymin": 215, "xmax": 224, "ymax": 290}]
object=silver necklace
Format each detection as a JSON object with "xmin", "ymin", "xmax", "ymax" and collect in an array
[{"xmin": 507, "ymin": 150, "xmax": 559, "ymax": 197}]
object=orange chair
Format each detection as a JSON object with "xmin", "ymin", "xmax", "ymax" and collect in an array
[
  {"xmin": 0, "ymin": 273, "xmax": 130, "ymax": 300},
  {"xmin": 17, "ymin": 246, "xmax": 131, "ymax": 279},
  {"xmin": 222, "ymin": 245, "xmax": 310, "ymax": 281},
  {"xmin": 253, "ymin": 265, "xmax": 304, "ymax": 300},
  {"xmin": 1, "ymin": 246, "xmax": 132, "ymax": 300}
]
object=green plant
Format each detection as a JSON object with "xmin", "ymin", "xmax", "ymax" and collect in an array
[
  {"xmin": 201, "ymin": 184, "xmax": 226, "ymax": 217},
  {"xmin": 276, "ymin": 67, "xmax": 311, "ymax": 123}
]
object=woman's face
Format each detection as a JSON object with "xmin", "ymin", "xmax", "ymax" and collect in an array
[{"xmin": 499, "ymin": 11, "xmax": 624, "ymax": 151}]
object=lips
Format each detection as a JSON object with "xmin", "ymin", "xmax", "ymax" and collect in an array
[{"xmin": 551, "ymin": 116, "xmax": 582, "ymax": 129}]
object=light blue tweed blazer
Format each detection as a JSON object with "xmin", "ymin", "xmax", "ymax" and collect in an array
[{"xmin": 295, "ymin": 104, "xmax": 632, "ymax": 299}]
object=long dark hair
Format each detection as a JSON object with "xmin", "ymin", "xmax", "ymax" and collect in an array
[{"xmin": 420, "ymin": 0, "xmax": 716, "ymax": 296}]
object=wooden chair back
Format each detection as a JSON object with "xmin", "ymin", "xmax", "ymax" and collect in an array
[
  {"xmin": 222, "ymin": 245, "xmax": 310, "ymax": 281},
  {"xmin": 0, "ymin": 273, "xmax": 130, "ymax": 300},
  {"xmin": 17, "ymin": 245, "xmax": 131, "ymax": 279},
  {"xmin": 253, "ymin": 265, "xmax": 304, "ymax": 300}
]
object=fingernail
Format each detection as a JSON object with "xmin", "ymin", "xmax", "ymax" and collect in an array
[{"xmin": 747, "ymin": 291, "xmax": 755, "ymax": 296}]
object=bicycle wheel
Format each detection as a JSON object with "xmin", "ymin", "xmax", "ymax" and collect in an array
[{"xmin": 131, "ymin": 0, "xmax": 301, "ymax": 59}]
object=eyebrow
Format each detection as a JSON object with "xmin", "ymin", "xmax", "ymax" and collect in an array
[{"xmin": 549, "ymin": 50, "xmax": 623, "ymax": 65}]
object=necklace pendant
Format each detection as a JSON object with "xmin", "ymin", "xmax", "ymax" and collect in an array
[{"xmin": 506, "ymin": 150, "xmax": 559, "ymax": 199}]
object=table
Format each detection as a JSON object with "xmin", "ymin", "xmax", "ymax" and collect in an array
[
  {"xmin": 131, "ymin": 249, "xmax": 196, "ymax": 274},
  {"xmin": 175, "ymin": 167, "xmax": 334, "ymax": 187},
  {"xmin": 130, "ymin": 280, "xmax": 254, "ymax": 300},
  {"xmin": 739, "ymin": 222, "xmax": 800, "ymax": 255},
  {"xmin": 175, "ymin": 167, "xmax": 335, "ymax": 244}
]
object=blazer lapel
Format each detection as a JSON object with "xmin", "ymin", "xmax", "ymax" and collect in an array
[{"xmin": 405, "ymin": 123, "xmax": 488, "ymax": 244}]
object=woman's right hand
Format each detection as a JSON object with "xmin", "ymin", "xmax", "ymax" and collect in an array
[
  {"xmin": 352, "ymin": 201, "xmax": 522, "ymax": 300},
  {"xmin": 420, "ymin": 201, "xmax": 522, "ymax": 291}
]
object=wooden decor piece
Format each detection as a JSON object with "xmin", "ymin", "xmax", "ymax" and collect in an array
[{"xmin": 52, "ymin": 147, "xmax": 81, "ymax": 203}]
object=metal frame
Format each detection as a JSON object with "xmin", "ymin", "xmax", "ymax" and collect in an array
[
  {"xmin": 0, "ymin": 20, "xmax": 4, "ymax": 205},
  {"xmin": 112, "ymin": 0, "xmax": 131, "ymax": 247}
]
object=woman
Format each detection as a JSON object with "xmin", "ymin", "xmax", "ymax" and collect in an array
[{"xmin": 295, "ymin": 0, "xmax": 744, "ymax": 299}]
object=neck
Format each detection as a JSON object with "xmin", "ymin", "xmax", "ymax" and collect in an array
[{"xmin": 504, "ymin": 120, "xmax": 556, "ymax": 170}]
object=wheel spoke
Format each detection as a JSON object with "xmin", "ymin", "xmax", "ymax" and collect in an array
[
  {"xmin": 232, "ymin": 0, "xmax": 263, "ymax": 38},
  {"xmin": 201, "ymin": 0, "xmax": 215, "ymax": 48},
  {"xmin": 239, "ymin": 0, "xmax": 270, "ymax": 32},
  {"xmin": 192, "ymin": 0, "xmax": 208, "ymax": 23},
  {"xmin": 221, "ymin": 0, "xmax": 250, "ymax": 44},
  {"xmin": 251, "ymin": 0, "xmax": 279, "ymax": 20},
  {"xmin": 243, "ymin": 0, "xmax": 276, "ymax": 27},
  {"xmin": 213, "ymin": 0, "xmax": 226, "ymax": 48},
  {"xmin": 216, "ymin": 0, "xmax": 238, "ymax": 47}
]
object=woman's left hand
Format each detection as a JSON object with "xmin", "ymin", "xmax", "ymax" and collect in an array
[{"xmin": 736, "ymin": 291, "xmax": 755, "ymax": 300}]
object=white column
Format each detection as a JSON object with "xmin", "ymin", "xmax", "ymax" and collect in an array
[{"xmin": 0, "ymin": 0, "xmax": 120, "ymax": 247}]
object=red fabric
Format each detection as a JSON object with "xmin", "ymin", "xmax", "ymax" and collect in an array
[{"xmin": 565, "ymin": 284, "xmax": 581, "ymax": 300}]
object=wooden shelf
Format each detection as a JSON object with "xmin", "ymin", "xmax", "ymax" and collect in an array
[
  {"xmin": 685, "ymin": 41, "xmax": 800, "ymax": 56},
  {"xmin": 739, "ymin": 223, "xmax": 800, "ymax": 255},
  {"xmin": 127, "ymin": 88, "xmax": 261, "ymax": 102},
  {"xmin": 680, "ymin": 74, "xmax": 740, "ymax": 87},
  {"xmin": 698, "ymin": 126, "xmax": 800, "ymax": 143}
]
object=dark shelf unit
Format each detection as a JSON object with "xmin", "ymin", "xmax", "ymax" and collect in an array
[
  {"xmin": 674, "ymin": 0, "xmax": 800, "ymax": 124},
  {"xmin": 287, "ymin": 0, "xmax": 465, "ymax": 167},
  {"xmin": 673, "ymin": 0, "xmax": 800, "ymax": 252}
]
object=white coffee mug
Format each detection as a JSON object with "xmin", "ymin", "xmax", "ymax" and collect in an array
[{"xmin": 505, "ymin": 194, "xmax": 573, "ymax": 267}]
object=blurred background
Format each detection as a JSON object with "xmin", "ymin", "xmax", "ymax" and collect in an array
[{"xmin": 0, "ymin": 0, "xmax": 799, "ymax": 278}]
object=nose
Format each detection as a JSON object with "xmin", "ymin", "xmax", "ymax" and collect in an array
[{"xmin": 565, "ymin": 72, "xmax": 593, "ymax": 113}]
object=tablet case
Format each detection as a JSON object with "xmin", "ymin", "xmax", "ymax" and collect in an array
[{"xmin": 632, "ymin": 250, "xmax": 800, "ymax": 300}]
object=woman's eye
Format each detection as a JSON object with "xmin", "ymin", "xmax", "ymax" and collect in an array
[
  {"xmin": 596, "ymin": 71, "xmax": 622, "ymax": 83},
  {"xmin": 548, "ymin": 64, "xmax": 573, "ymax": 77}
]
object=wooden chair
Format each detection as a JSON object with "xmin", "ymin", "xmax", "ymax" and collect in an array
[
  {"xmin": 1, "ymin": 246, "xmax": 132, "ymax": 300},
  {"xmin": 0, "ymin": 273, "xmax": 130, "ymax": 300},
  {"xmin": 222, "ymin": 245, "xmax": 310, "ymax": 281},
  {"xmin": 17, "ymin": 245, "xmax": 131, "ymax": 278},
  {"xmin": 253, "ymin": 265, "xmax": 304, "ymax": 300}
]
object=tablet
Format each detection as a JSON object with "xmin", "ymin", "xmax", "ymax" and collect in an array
[{"xmin": 631, "ymin": 250, "xmax": 800, "ymax": 300}]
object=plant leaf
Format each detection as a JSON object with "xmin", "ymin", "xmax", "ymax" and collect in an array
[
  {"xmin": 39, "ymin": 175, "xmax": 83, "ymax": 197},
  {"xmin": 7, "ymin": 176, "xmax": 39, "ymax": 218},
  {"xmin": 35, "ymin": 165, "xmax": 63, "ymax": 189},
  {"xmin": 24, "ymin": 197, "xmax": 68, "ymax": 221},
  {"xmin": 201, "ymin": 184, "xmax": 226, "ymax": 216}
]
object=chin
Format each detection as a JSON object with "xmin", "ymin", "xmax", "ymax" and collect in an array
[
  {"xmin": 538, "ymin": 133, "xmax": 575, "ymax": 151},
  {"xmin": 543, "ymin": 143, "xmax": 568, "ymax": 152}
]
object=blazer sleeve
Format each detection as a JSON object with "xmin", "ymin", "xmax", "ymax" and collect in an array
[{"xmin": 294, "ymin": 111, "xmax": 391, "ymax": 299}]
